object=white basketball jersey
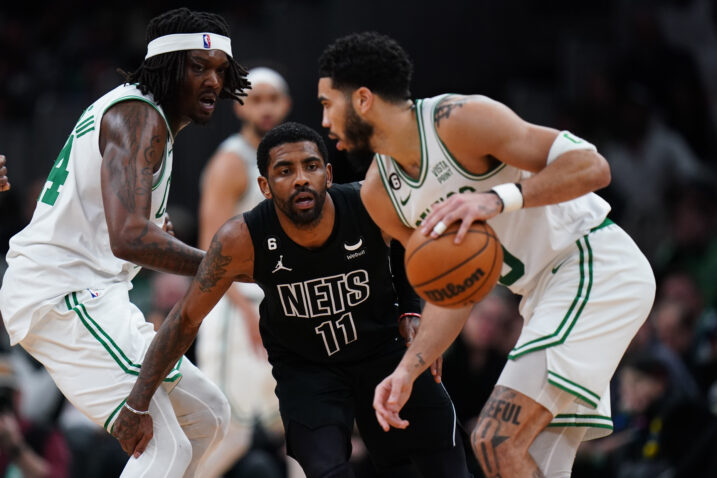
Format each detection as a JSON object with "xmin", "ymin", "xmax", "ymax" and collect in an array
[
  {"xmin": 0, "ymin": 84, "xmax": 173, "ymax": 344},
  {"xmin": 376, "ymin": 94, "xmax": 610, "ymax": 295},
  {"xmin": 214, "ymin": 133, "xmax": 265, "ymax": 215}
]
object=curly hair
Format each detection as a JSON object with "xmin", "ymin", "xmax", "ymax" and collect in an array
[
  {"xmin": 121, "ymin": 8, "xmax": 249, "ymax": 108},
  {"xmin": 318, "ymin": 31, "xmax": 413, "ymax": 103},
  {"xmin": 257, "ymin": 122, "xmax": 329, "ymax": 177}
]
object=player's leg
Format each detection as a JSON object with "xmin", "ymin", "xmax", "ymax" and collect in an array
[
  {"xmin": 355, "ymin": 348, "xmax": 473, "ymax": 477},
  {"xmin": 287, "ymin": 422, "xmax": 355, "ymax": 478},
  {"xmin": 408, "ymin": 424, "xmax": 475, "ymax": 477},
  {"xmin": 119, "ymin": 388, "xmax": 193, "ymax": 477},
  {"xmin": 471, "ymin": 385, "xmax": 555, "ymax": 478},
  {"xmin": 19, "ymin": 285, "xmax": 196, "ymax": 476},
  {"xmin": 165, "ymin": 358, "xmax": 230, "ymax": 478},
  {"xmin": 528, "ymin": 426, "xmax": 587, "ymax": 478},
  {"xmin": 271, "ymin": 359, "xmax": 355, "ymax": 478},
  {"xmin": 196, "ymin": 419, "xmax": 253, "ymax": 478}
]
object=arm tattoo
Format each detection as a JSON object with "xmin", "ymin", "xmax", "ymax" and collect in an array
[
  {"xmin": 434, "ymin": 98, "xmax": 467, "ymax": 127},
  {"xmin": 415, "ymin": 352, "xmax": 426, "ymax": 368},
  {"xmin": 107, "ymin": 106, "xmax": 162, "ymax": 214},
  {"xmin": 127, "ymin": 222, "xmax": 204, "ymax": 275},
  {"xmin": 196, "ymin": 236, "xmax": 232, "ymax": 292}
]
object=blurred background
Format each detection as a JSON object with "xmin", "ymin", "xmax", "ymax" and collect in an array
[{"xmin": 1, "ymin": 0, "xmax": 717, "ymax": 476}]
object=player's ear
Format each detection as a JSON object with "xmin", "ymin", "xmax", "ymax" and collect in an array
[
  {"xmin": 325, "ymin": 162, "xmax": 333, "ymax": 188},
  {"xmin": 353, "ymin": 87, "xmax": 373, "ymax": 115},
  {"xmin": 257, "ymin": 176, "xmax": 272, "ymax": 199}
]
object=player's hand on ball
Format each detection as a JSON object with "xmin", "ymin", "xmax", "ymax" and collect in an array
[
  {"xmin": 420, "ymin": 192, "xmax": 502, "ymax": 243},
  {"xmin": 0, "ymin": 155, "xmax": 10, "ymax": 192},
  {"xmin": 373, "ymin": 369, "xmax": 413, "ymax": 432},
  {"xmin": 112, "ymin": 406, "xmax": 154, "ymax": 458}
]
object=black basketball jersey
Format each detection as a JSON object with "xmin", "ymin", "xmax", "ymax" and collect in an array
[{"xmin": 245, "ymin": 182, "xmax": 403, "ymax": 364}]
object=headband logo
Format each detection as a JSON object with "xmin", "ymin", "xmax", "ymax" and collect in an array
[{"xmin": 203, "ymin": 34, "xmax": 211, "ymax": 49}]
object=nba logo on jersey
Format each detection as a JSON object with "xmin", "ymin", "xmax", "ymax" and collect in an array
[{"xmin": 203, "ymin": 34, "xmax": 211, "ymax": 49}]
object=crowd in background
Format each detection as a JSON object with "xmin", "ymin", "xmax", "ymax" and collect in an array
[{"xmin": 1, "ymin": 0, "xmax": 717, "ymax": 476}]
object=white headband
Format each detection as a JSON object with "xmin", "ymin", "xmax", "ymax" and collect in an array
[
  {"xmin": 247, "ymin": 67, "xmax": 289, "ymax": 95},
  {"xmin": 145, "ymin": 32, "xmax": 233, "ymax": 60}
]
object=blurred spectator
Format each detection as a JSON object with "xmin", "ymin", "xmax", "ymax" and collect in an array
[
  {"xmin": 600, "ymin": 83, "xmax": 708, "ymax": 262},
  {"xmin": 0, "ymin": 355, "xmax": 70, "ymax": 478},
  {"xmin": 611, "ymin": 353, "xmax": 717, "ymax": 477},
  {"xmin": 655, "ymin": 180, "xmax": 717, "ymax": 308}
]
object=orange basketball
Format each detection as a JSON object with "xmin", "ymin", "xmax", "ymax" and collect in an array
[{"xmin": 404, "ymin": 221, "xmax": 503, "ymax": 308}]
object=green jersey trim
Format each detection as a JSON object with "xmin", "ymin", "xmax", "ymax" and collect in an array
[
  {"xmin": 508, "ymin": 235, "xmax": 594, "ymax": 358},
  {"xmin": 388, "ymin": 98, "xmax": 429, "ymax": 188},
  {"xmin": 375, "ymin": 156, "xmax": 412, "ymax": 228},
  {"xmin": 105, "ymin": 399, "xmax": 126, "ymax": 432},
  {"xmin": 547, "ymin": 370, "xmax": 600, "ymax": 408},
  {"xmin": 65, "ymin": 292, "xmax": 182, "ymax": 383},
  {"xmin": 548, "ymin": 413, "xmax": 613, "ymax": 430}
]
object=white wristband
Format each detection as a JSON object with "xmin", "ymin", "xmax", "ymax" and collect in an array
[
  {"xmin": 547, "ymin": 130, "xmax": 597, "ymax": 164},
  {"xmin": 491, "ymin": 183, "xmax": 523, "ymax": 213}
]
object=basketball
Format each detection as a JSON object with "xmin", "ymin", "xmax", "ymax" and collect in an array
[{"xmin": 404, "ymin": 221, "xmax": 503, "ymax": 308}]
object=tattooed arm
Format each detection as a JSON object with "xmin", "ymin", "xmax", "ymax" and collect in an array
[
  {"xmin": 100, "ymin": 101, "xmax": 204, "ymax": 275},
  {"xmin": 422, "ymin": 94, "xmax": 610, "ymax": 243},
  {"xmin": 112, "ymin": 216, "xmax": 254, "ymax": 456}
]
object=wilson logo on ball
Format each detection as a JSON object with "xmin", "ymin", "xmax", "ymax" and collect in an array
[{"xmin": 423, "ymin": 267, "xmax": 486, "ymax": 302}]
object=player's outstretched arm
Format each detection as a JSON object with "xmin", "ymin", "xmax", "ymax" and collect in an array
[
  {"xmin": 0, "ymin": 155, "xmax": 10, "ymax": 192},
  {"xmin": 374, "ymin": 301, "xmax": 471, "ymax": 431},
  {"xmin": 112, "ymin": 218, "xmax": 254, "ymax": 456},
  {"xmin": 100, "ymin": 100, "xmax": 204, "ymax": 275}
]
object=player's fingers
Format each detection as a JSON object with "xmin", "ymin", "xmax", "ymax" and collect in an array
[
  {"xmin": 375, "ymin": 409, "xmax": 391, "ymax": 432},
  {"xmin": 385, "ymin": 411, "xmax": 410, "ymax": 429},
  {"xmin": 432, "ymin": 356, "xmax": 443, "ymax": 383},
  {"xmin": 132, "ymin": 416, "xmax": 154, "ymax": 458},
  {"xmin": 453, "ymin": 218, "xmax": 475, "ymax": 244}
]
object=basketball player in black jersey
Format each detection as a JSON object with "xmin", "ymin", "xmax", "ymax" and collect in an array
[{"xmin": 113, "ymin": 122, "xmax": 473, "ymax": 477}]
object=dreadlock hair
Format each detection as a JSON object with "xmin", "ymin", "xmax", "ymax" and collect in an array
[
  {"xmin": 121, "ymin": 8, "xmax": 250, "ymax": 108},
  {"xmin": 257, "ymin": 122, "xmax": 329, "ymax": 177},
  {"xmin": 318, "ymin": 31, "xmax": 413, "ymax": 103}
]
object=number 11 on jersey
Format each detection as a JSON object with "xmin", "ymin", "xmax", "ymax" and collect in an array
[{"xmin": 315, "ymin": 312, "xmax": 358, "ymax": 356}]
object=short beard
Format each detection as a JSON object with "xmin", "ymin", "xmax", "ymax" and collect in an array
[
  {"xmin": 273, "ymin": 185, "xmax": 327, "ymax": 227},
  {"xmin": 344, "ymin": 103, "xmax": 374, "ymax": 156}
]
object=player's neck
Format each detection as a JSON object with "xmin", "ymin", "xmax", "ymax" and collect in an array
[
  {"xmin": 370, "ymin": 102, "xmax": 421, "ymax": 178},
  {"xmin": 240, "ymin": 124, "xmax": 262, "ymax": 149},
  {"xmin": 278, "ymin": 194, "xmax": 336, "ymax": 249}
]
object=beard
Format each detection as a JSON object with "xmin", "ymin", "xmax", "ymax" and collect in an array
[
  {"xmin": 344, "ymin": 103, "xmax": 374, "ymax": 156},
  {"xmin": 273, "ymin": 185, "xmax": 327, "ymax": 227}
]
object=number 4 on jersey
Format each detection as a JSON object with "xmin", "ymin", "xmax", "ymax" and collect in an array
[{"xmin": 40, "ymin": 134, "xmax": 73, "ymax": 206}]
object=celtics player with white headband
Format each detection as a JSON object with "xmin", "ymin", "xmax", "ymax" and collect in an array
[
  {"xmin": 0, "ymin": 8, "xmax": 251, "ymax": 477},
  {"xmin": 318, "ymin": 32, "xmax": 656, "ymax": 477}
]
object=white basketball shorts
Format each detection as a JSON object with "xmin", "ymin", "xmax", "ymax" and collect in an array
[
  {"xmin": 19, "ymin": 282, "xmax": 183, "ymax": 432},
  {"xmin": 498, "ymin": 223, "xmax": 655, "ymax": 439}
]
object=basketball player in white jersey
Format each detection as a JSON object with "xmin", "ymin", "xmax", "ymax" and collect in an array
[
  {"xmin": 196, "ymin": 67, "xmax": 292, "ymax": 477},
  {"xmin": 0, "ymin": 155, "xmax": 9, "ymax": 192},
  {"xmin": 0, "ymin": 8, "xmax": 252, "ymax": 477},
  {"xmin": 317, "ymin": 32, "xmax": 656, "ymax": 478}
]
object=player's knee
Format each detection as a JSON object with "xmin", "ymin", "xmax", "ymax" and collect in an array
[
  {"xmin": 210, "ymin": 390, "xmax": 231, "ymax": 438},
  {"xmin": 471, "ymin": 420, "xmax": 522, "ymax": 470}
]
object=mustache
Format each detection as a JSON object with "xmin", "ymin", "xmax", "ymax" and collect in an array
[{"xmin": 290, "ymin": 186, "xmax": 319, "ymax": 202}]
